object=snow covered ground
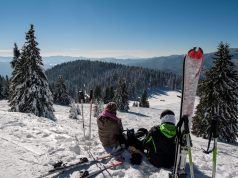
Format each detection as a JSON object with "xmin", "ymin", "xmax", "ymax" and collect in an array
[{"xmin": 0, "ymin": 91, "xmax": 237, "ymax": 178}]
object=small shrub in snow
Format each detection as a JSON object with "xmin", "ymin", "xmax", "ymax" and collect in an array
[
  {"xmin": 69, "ymin": 102, "xmax": 81, "ymax": 119},
  {"xmin": 94, "ymin": 99, "xmax": 104, "ymax": 117}
]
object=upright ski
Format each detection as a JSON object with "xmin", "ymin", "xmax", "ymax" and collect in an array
[{"xmin": 170, "ymin": 47, "xmax": 204, "ymax": 178}]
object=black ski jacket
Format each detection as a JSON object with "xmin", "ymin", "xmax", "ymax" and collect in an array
[{"xmin": 143, "ymin": 123, "xmax": 176, "ymax": 168}]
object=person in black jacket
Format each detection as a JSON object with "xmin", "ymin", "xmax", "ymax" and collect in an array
[{"xmin": 143, "ymin": 109, "xmax": 176, "ymax": 168}]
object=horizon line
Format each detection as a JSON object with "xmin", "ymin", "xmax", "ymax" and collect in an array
[{"xmin": 0, "ymin": 48, "xmax": 226, "ymax": 59}]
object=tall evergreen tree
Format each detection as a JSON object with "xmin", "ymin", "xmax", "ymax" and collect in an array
[
  {"xmin": 0, "ymin": 78, "xmax": 4, "ymax": 100},
  {"xmin": 103, "ymin": 87, "xmax": 110, "ymax": 104},
  {"xmin": 139, "ymin": 90, "xmax": 149, "ymax": 108},
  {"xmin": 9, "ymin": 43, "xmax": 21, "ymax": 101},
  {"xmin": 9, "ymin": 24, "xmax": 55, "ymax": 120},
  {"xmin": 3, "ymin": 76, "xmax": 10, "ymax": 99},
  {"xmin": 192, "ymin": 42, "xmax": 238, "ymax": 143},
  {"xmin": 114, "ymin": 79, "xmax": 129, "ymax": 111},
  {"xmin": 11, "ymin": 43, "xmax": 21, "ymax": 68},
  {"xmin": 109, "ymin": 86, "xmax": 115, "ymax": 101},
  {"xmin": 94, "ymin": 85, "xmax": 102, "ymax": 102},
  {"xmin": 54, "ymin": 75, "xmax": 71, "ymax": 105}
]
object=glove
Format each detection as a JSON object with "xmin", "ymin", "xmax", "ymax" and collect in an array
[
  {"xmin": 130, "ymin": 153, "xmax": 142, "ymax": 165},
  {"xmin": 128, "ymin": 146, "xmax": 143, "ymax": 165}
]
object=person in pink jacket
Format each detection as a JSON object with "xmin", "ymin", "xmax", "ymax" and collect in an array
[{"xmin": 97, "ymin": 102, "xmax": 124, "ymax": 153}]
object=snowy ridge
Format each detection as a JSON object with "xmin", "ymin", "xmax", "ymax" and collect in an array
[{"xmin": 0, "ymin": 91, "xmax": 238, "ymax": 178}]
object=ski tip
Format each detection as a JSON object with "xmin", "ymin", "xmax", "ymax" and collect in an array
[{"xmin": 188, "ymin": 47, "xmax": 203, "ymax": 60}]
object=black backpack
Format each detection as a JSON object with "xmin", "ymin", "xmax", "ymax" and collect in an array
[{"xmin": 125, "ymin": 128, "xmax": 148, "ymax": 165}]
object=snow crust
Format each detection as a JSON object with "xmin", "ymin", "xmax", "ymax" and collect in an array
[{"xmin": 0, "ymin": 91, "xmax": 237, "ymax": 178}]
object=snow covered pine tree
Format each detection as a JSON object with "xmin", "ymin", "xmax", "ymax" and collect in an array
[
  {"xmin": 139, "ymin": 90, "xmax": 149, "ymax": 108},
  {"xmin": 114, "ymin": 79, "xmax": 129, "ymax": 111},
  {"xmin": 9, "ymin": 24, "xmax": 55, "ymax": 120},
  {"xmin": 9, "ymin": 43, "xmax": 21, "ymax": 105},
  {"xmin": 192, "ymin": 42, "xmax": 238, "ymax": 143},
  {"xmin": 54, "ymin": 75, "xmax": 71, "ymax": 106}
]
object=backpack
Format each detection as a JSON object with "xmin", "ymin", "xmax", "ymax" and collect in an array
[{"xmin": 125, "ymin": 128, "xmax": 148, "ymax": 165}]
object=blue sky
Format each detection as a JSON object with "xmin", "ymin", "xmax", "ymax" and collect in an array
[{"xmin": 0, "ymin": 0, "xmax": 238, "ymax": 58}]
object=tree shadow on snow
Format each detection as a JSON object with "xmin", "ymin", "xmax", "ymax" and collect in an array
[
  {"xmin": 143, "ymin": 162, "xmax": 210, "ymax": 178},
  {"xmin": 186, "ymin": 163, "xmax": 210, "ymax": 178},
  {"xmin": 126, "ymin": 111, "xmax": 149, "ymax": 117},
  {"xmin": 218, "ymin": 140, "xmax": 238, "ymax": 146},
  {"xmin": 150, "ymin": 89, "xmax": 169, "ymax": 98},
  {"xmin": 149, "ymin": 88, "xmax": 182, "ymax": 99}
]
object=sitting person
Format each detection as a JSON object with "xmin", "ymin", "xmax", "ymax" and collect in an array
[
  {"xmin": 143, "ymin": 109, "xmax": 176, "ymax": 168},
  {"xmin": 97, "ymin": 102, "xmax": 124, "ymax": 153}
]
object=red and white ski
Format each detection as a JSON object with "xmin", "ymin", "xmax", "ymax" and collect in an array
[
  {"xmin": 171, "ymin": 47, "xmax": 204, "ymax": 178},
  {"xmin": 180, "ymin": 47, "xmax": 203, "ymax": 122}
]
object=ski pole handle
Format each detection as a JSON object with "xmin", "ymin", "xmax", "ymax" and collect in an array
[
  {"xmin": 90, "ymin": 89, "xmax": 93, "ymax": 101},
  {"xmin": 212, "ymin": 115, "xmax": 219, "ymax": 138},
  {"xmin": 182, "ymin": 115, "xmax": 189, "ymax": 134},
  {"xmin": 79, "ymin": 91, "xmax": 84, "ymax": 102}
]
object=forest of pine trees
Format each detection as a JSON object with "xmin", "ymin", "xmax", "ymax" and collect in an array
[
  {"xmin": 46, "ymin": 59, "xmax": 182, "ymax": 102},
  {"xmin": 192, "ymin": 42, "xmax": 238, "ymax": 143}
]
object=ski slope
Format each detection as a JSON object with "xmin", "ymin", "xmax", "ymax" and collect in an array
[{"xmin": 0, "ymin": 91, "xmax": 237, "ymax": 178}]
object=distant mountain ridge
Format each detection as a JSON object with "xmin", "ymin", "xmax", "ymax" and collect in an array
[
  {"xmin": 114, "ymin": 48, "xmax": 238, "ymax": 74},
  {"xmin": 1, "ymin": 48, "xmax": 238, "ymax": 76}
]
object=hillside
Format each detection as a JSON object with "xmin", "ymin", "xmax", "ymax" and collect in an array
[
  {"xmin": 0, "ymin": 91, "xmax": 237, "ymax": 178},
  {"xmin": 119, "ymin": 48, "xmax": 238, "ymax": 74},
  {"xmin": 45, "ymin": 60, "xmax": 181, "ymax": 100}
]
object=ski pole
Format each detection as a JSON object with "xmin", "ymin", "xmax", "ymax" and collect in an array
[
  {"xmin": 87, "ymin": 150, "xmax": 112, "ymax": 178},
  {"xmin": 89, "ymin": 89, "xmax": 93, "ymax": 139},
  {"xmin": 79, "ymin": 91, "xmax": 86, "ymax": 140},
  {"xmin": 203, "ymin": 115, "xmax": 219, "ymax": 178},
  {"xmin": 184, "ymin": 116, "xmax": 194, "ymax": 178},
  {"xmin": 80, "ymin": 160, "xmax": 123, "ymax": 178},
  {"xmin": 212, "ymin": 115, "xmax": 219, "ymax": 178}
]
